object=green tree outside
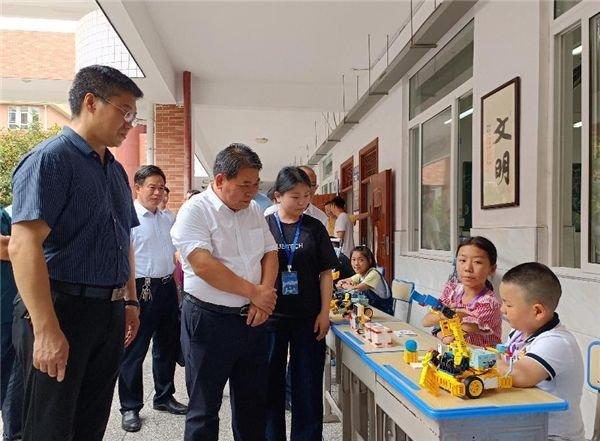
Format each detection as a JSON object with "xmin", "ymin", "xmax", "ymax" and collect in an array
[{"xmin": 0, "ymin": 122, "xmax": 61, "ymax": 207}]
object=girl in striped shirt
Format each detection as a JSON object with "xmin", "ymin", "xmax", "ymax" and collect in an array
[{"xmin": 422, "ymin": 236, "xmax": 502, "ymax": 348}]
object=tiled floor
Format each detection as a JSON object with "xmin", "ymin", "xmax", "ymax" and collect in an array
[{"xmin": 1, "ymin": 351, "xmax": 343, "ymax": 440}]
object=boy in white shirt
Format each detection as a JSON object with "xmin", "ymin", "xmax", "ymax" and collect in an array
[{"xmin": 497, "ymin": 262, "xmax": 585, "ymax": 441}]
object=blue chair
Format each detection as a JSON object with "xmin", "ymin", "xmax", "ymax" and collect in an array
[{"xmin": 587, "ymin": 340, "xmax": 600, "ymax": 441}]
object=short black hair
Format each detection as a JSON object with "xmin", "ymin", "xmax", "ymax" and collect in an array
[
  {"xmin": 213, "ymin": 143, "xmax": 262, "ymax": 179},
  {"xmin": 69, "ymin": 65, "xmax": 143, "ymax": 117},
  {"xmin": 134, "ymin": 165, "xmax": 166, "ymax": 186},
  {"xmin": 164, "ymin": 186, "xmax": 170, "ymax": 194},
  {"xmin": 274, "ymin": 166, "xmax": 311, "ymax": 195},
  {"xmin": 502, "ymin": 262, "xmax": 562, "ymax": 311},
  {"xmin": 329, "ymin": 196, "xmax": 346, "ymax": 210}
]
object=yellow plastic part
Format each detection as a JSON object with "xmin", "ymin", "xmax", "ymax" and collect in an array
[
  {"xmin": 419, "ymin": 352, "xmax": 440, "ymax": 396},
  {"xmin": 403, "ymin": 350, "xmax": 419, "ymax": 364}
]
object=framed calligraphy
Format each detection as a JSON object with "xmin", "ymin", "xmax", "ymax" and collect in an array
[{"xmin": 481, "ymin": 77, "xmax": 520, "ymax": 209}]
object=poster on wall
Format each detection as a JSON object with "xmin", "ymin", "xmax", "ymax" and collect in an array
[{"xmin": 481, "ymin": 77, "xmax": 520, "ymax": 209}]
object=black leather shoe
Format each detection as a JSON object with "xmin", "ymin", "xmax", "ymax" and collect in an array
[
  {"xmin": 153, "ymin": 398, "xmax": 188, "ymax": 415},
  {"xmin": 122, "ymin": 410, "xmax": 141, "ymax": 432}
]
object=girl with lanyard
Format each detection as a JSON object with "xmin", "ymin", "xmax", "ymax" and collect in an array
[
  {"xmin": 422, "ymin": 236, "xmax": 502, "ymax": 348},
  {"xmin": 264, "ymin": 167, "xmax": 338, "ymax": 441}
]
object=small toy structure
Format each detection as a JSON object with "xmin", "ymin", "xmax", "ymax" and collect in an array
[
  {"xmin": 331, "ymin": 289, "xmax": 374, "ymax": 319},
  {"xmin": 403, "ymin": 339, "xmax": 419, "ymax": 364},
  {"xmin": 349, "ymin": 303, "xmax": 371, "ymax": 334},
  {"xmin": 364, "ymin": 323, "xmax": 393, "ymax": 347},
  {"xmin": 411, "ymin": 292, "xmax": 513, "ymax": 399}
]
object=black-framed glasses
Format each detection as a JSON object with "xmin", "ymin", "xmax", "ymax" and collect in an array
[{"xmin": 99, "ymin": 96, "xmax": 141, "ymax": 126}]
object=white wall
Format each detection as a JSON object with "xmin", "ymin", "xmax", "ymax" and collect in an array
[
  {"xmin": 322, "ymin": 1, "xmax": 599, "ymax": 438},
  {"xmin": 191, "ymin": 105, "xmax": 324, "ymax": 182}
]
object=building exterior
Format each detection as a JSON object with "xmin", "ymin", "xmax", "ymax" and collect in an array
[
  {"xmin": 314, "ymin": 2, "xmax": 599, "ymax": 435},
  {"xmin": 2, "ymin": 1, "xmax": 599, "ymax": 436}
]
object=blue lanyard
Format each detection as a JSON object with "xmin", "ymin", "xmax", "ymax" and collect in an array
[{"xmin": 274, "ymin": 213, "xmax": 303, "ymax": 271}]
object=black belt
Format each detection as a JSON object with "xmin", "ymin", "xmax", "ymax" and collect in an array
[
  {"xmin": 183, "ymin": 293, "xmax": 249, "ymax": 316},
  {"xmin": 136, "ymin": 275, "xmax": 173, "ymax": 286},
  {"xmin": 50, "ymin": 280, "xmax": 124, "ymax": 301}
]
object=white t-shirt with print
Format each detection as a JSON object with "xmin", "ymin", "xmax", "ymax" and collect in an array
[{"xmin": 510, "ymin": 322, "xmax": 585, "ymax": 441}]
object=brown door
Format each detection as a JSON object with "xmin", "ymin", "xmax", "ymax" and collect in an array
[{"xmin": 368, "ymin": 169, "xmax": 393, "ymax": 284}]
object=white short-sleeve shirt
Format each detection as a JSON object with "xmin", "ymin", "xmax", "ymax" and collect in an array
[
  {"xmin": 170, "ymin": 185, "xmax": 278, "ymax": 307},
  {"xmin": 334, "ymin": 212, "xmax": 354, "ymax": 258},
  {"xmin": 131, "ymin": 200, "xmax": 176, "ymax": 278},
  {"xmin": 507, "ymin": 319, "xmax": 585, "ymax": 441}
]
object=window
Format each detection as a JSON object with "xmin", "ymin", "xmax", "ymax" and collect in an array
[
  {"xmin": 322, "ymin": 155, "xmax": 333, "ymax": 180},
  {"xmin": 409, "ymin": 126, "xmax": 420, "ymax": 250},
  {"xmin": 409, "ymin": 21, "xmax": 474, "ymax": 119},
  {"xmin": 420, "ymin": 108, "xmax": 452, "ymax": 251},
  {"xmin": 556, "ymin": 26, "xmax": 582, "ymax": 268},
  {"xmin": 457, "ymin": 93, "xmax": 473, "ymax": 239},
  {"xmin": 555, "ymin": 0, "xmax": 582, "ymax": 18},
  {"xmin": 8, "ymin": 106, "xmax": 39, "ymax": 130},
  {"xmin": 589, "ymin": 13, "xmax": 600, "ymax": 264}
]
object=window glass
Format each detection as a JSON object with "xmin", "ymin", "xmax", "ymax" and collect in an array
[
  {"xmin": 421, "ymin": 107, "xmax": 452, "ymax": 251},
  {"xmin": 554, "ymin": 0, "xmax": 581, "ymax": 19},
  {"xmin": 409, "ymin": 21, "xmax": 473, "ymax": 119},
  {"xmin": 409, "ymin": 126, "xmax": 420, "ymax": 250},
  {"xmin": 589, "ymin": 13, "xmax": 600, "ymax": 264},
  {"xmin": 558, "ymin": 26, "xmax": 582, "ymax": 267},
  {"xmin": 458, "ymin": 93, "xmax": 473, "ymax": 239}
]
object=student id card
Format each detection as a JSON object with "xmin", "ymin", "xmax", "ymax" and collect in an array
[{"xmin": 281, "ymin": 269, "xmax": 299, "ymax": 295}]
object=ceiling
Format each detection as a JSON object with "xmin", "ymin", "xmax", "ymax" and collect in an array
[
  {"xmin": 0, "ymin": 1, "xmax": 96, "ymax": 21},
  {"xmin": 124, "ymin": 0, "xmax": 417, "ymax": 110},
  {"xmin": 1, "ymin": 0, "xmax": 425, "ymax": 174},
  {"xmin": 145, "ymin": 1, "xmax": 411, "ymax": 85}
]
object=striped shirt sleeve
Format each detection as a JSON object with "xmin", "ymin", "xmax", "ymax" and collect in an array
[{"xmin": 12, "ymin": 149, "xmax": 70, "ymax": 229}]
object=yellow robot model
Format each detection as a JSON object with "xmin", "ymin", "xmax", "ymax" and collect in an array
[{"xmin": 411, "ymin": 292, "xmax": 512, "ymax": 399}]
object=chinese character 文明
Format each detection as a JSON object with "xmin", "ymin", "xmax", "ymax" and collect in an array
[
  {"xmin": 495, "ymin": 150, "xmax": 510, "ymax": 185},
  {"xmin": 494, "ymin": 117, "xmax": 512, "ymax": 144}
]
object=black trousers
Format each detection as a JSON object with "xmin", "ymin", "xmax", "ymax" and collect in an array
[
  {"xmin": 118, "ymin": 278, "xmax": 179, "ymax": 412},
  {"xmin": 13, "ymin": 291, "xmax": 124, "ymax": 441},
  {"xmin": 180, "ymin": 296, "xmax": 269, "ymax": 441}
]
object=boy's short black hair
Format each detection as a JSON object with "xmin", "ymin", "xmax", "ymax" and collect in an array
[
  {"xmin": 502, "ymin": 262, "xmax": 562, "ymax": 311},
  {"xmin": 329, "ymin": 196, "xmax": 346, "ymax": 210},
  {"xmin": 134, "ymin": 165, "xmax": 166, "ymax": 186},
  {"xmin": 69, "ymin": 65, "xmax": 143, "ymax": 117}
]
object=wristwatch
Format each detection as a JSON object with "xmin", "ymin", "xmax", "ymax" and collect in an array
[{"xmin": 124, "ymin": 299, "xmax": 140, "ymax": 308}]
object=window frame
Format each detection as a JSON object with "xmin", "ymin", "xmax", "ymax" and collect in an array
[
  {"xmin": 7, "ymin": 106, "xmax": 39, "ymax": 130},
  {"xmin": 407, "ymin": 79, "xmax": 473, "ymax": 259},
  {"xmin": 549, "ymin": 1, "xmax": 600, "ymax": 275}
]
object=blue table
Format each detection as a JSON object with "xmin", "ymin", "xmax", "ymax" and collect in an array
[{"xmin": 329, "ymin": 320, "xmax": 568, "ymax": 441}]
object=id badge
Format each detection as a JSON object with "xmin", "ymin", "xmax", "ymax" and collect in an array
[{"xmin": 281, "ymin": 271, "xmax": 299, "ymax": 295}]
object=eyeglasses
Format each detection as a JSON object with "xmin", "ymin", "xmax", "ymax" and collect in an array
[{"xmin": 99, "ymin": 96, "xmax": 141, "ymax": 126}]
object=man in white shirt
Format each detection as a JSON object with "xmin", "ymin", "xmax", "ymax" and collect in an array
[
  {"xmin": 330, "ymin": 196, "xmax": 355, "ymax": 257},
  {"xmin": 171, "ymin": 144, "xmax": 278, "ymax": 441},
  {"xmin": 264, "ymin": 166, "xmax": 328, "ymax": 228},
  {"xmin": 158, "ymin": 186, "xmax": 176, "ymax": 222},
  {"xmin": 119, "ymin": 166, "xmax": 187, "ymax": 432}
]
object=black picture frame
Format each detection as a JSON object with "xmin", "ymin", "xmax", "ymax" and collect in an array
[{"xmin": 480, "ymin": 77, "xmax": 520, "ymax": 209}]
